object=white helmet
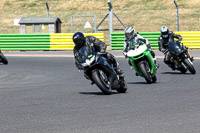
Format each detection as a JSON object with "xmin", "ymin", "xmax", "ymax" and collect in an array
[{"xmin": 125, "ymin": 26, "xmax": 135, "ymax": 40}]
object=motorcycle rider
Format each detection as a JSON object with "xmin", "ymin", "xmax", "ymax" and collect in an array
[
  {"xmin": 158, "ymin": 26, "xmax": 183, "ymax": 70},
  {"xmin": 73, "ymin": 32, "xmax": 124, "ymax": 77},
  {"xmin": 123, "ymin": 26, "xmax": 159, "ymax": 68}
]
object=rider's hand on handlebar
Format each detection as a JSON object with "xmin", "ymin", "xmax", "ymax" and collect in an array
[
  {"xmin": 123, "ymin": 52, "xmax": 128, "ymax": 58},
  {"xmin": 179, "ymin": 37, "xmax": 183, "ymax": 41},
  {"xmin": 100, "ymin": 49, "xmax": 106, "ymax": 53},
  {"xmin": 161, "ymin": 49, "xmax": 165, "ymax": 53}
]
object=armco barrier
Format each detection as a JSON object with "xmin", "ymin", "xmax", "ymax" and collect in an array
[
  {"xmin": 0, "ymin": 34, "xmax": 50, "ymax": 51},
  {"xmin": 175, "ymin": 32, "xmax": 200, "ymax": 49},
  {"xmin": 111, "ymin": 32, "xmax": 200, "ymax": 50},
  {"xmin": 50, "ymin": 33, "xmax": 104, "ymax": 50},
  {"xmin": 0, "ymin": 33, "xmax": 104, "ymax": 51},
  {"xmin": 111, "ymin": 32, "xmax": 161, "ymax": 50}
]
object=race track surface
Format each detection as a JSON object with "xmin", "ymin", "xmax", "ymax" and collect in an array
[{"xmin": 0, "ymin": 56, "xmax": 199, "ymax": 133}]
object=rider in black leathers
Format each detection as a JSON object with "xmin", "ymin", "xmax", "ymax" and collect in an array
[
  {"xmin": 158, "ymin": 26, "xmax": 183, "ymax": 70},
  {"xmin": 73, "ymin": 32, "xmax": 124, "ymax": 77}
]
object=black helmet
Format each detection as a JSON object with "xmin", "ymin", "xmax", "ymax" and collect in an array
[{"xmin": 73, "ymin": 32, "xmax": 86, "ymax": 48}]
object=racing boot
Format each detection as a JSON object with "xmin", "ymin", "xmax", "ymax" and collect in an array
[
  {"xmin": 190, "ymin": 57, "xmax": 194, "ymax": 62},
  {"xmin": 128, "ymin": 60, "xmax": 134, "ymax": 70},
  {"xmin": 168, "ymin": 64, "xmax": 176, "ymax": 70},
  {"xmin": 114, "ymin": 65, "xmax": 124, "ymax": 78},
  {"xmin": 116, "ymin": 67, "xmax": 124, "ymax": 76},
  {"xmin": 175, "ymin": 65, "xmax": 181, "ymax": 70},
  {"xmin": 111, "ymin": 56, "xmax": 124, "ymax": 78},
  {"xmin": 153, "ymin": 58, "xmax": 159, "ymax": 68}
]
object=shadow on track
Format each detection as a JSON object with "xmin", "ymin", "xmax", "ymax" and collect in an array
[
  {"xmin": 127, "ymin": 82, "xmax": 147, "ymax": 84},
  {"xmin": 161, "ymin": 72, "xmax": 193, "ymax": 75},
  {"xmin": 79, "ymin": 91, "xmax": 118, "ymax": 95}
]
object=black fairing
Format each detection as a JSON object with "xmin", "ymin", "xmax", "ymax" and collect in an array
[
  {"xmin": 79, "ymin": 46, "xmax": 117, "ymax": 84},
  {"xmin": 168, "ymin": 39, "xmax": 183, "ymax": 56},
  {"xmin": 168, "ymin": 39, "xmax": 191, "ymax": 72}
]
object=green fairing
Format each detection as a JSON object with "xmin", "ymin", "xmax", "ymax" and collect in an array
[{"xmin": 128, "ymin": 45, "xmax": 157, "ymax": 77}]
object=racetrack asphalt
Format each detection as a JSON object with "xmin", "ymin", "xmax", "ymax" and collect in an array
[
  {"xmin": 2, "ymin": 49, "xmax": 200, "ymax": 59},
  {"xmin": 0, "ymin": 50, "xmax": 200, "ymax": 133}
]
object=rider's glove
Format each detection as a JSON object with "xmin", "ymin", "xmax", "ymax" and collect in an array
[
  {"xmin": 161, "ymin": 49, "xmax": 166, "ymax": 53},
  {"xmin": 100, "ymin": 49, "xmax": 106, "ymax": 53},
  {"xmin": 179, "ymin": 37, "xmax": 183, "ymax": 41},
  {"xmin": 106, "ymin": 52, "xmax": 112, "ymax": 60},
  {"xmin": 123, "ymin": 52, "xmax": 128, "ymax": 58},
  {"xmin": 147, "ymin": 43, "xmax": 151, "ymax": 49},
  {"xmin": 77, "ymin": 65, "xmax": 83, "ymax": 70},
  {"xmin": 75, "ymin": 62, "xmax": 83, "ymax": 70}
]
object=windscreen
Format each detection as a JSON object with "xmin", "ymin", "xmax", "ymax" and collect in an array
[
  {"xmin": 168, "ymin": 39, "xmax": 182, "ymax": 55},
  {"xmin": 78, "ymin": 46, "xmax": 93, "ymax": 63}
]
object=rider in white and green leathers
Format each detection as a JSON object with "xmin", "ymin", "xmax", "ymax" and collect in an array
[{"xmin": 123, "ymin": 26, "xmax": 159, "ymax": 67}]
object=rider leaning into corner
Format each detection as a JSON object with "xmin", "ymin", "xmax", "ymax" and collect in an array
[
  {"xmin": 158, "ymin": 26, "xmax": 186, "ymax": 70},
  {"xmin": 73, "ymin": 32, "xmax": 124, "ymax": 77},
  {"xmin": 123, "ymin": 26, "xmax": 159, "ymax": 68}
]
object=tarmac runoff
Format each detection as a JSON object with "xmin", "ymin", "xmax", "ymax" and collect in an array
[
  {"xmin": 3, "ymin": 53, "xmax": 200, "ymax": 60},
  {"xmin": 2, "ymin": 49, "xmax": 199, "ymax": 59}
]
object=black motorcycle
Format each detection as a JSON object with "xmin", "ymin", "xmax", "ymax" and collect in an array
[
  {"xmin": 78, "ymin": 46, "xmax": 127, "ymax": 95},
  {"xmin": 0, "ymin": 50, "xmax": 8, "ymax": 65},
  {"xmin": 166, "ymin": 39, "xmax": 195, "ymax": 74}
]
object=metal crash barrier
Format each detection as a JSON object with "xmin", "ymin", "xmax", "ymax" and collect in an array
[
  {"xmin": 50, "ymin": 33, "xmax": 104, "ymax": 50},
  {"xmin": 0, "ymin": 33, "xmax": 104, "ymax": 51},
  {"xmin": 111, "ymin": 32, "xmax": 200, "ymax": 50},
  {"xmin": 175, "ymin": 32, "xmax": 200, "ymax": 49}
]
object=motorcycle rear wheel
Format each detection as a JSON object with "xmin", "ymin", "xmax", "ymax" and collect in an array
[{"xmin": 92, "ymin": 70, "xmax": 112, "ymax": 95}]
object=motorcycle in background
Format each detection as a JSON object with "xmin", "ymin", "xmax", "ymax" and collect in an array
[
  {"xmin": 165, "ymin": 39, "xmax": 195, "ymax": 74},
  {"xmin": 126, "ymin": 44, "xmax": 158, "ymax": 84}
]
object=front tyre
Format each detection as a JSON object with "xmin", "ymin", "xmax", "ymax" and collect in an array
[
  {"xmin": 139, "ymin": 62, "xmax": 152, "ymax": 84},
  {"xmin": 92, "ymin": 70, "xmax": 112, "ymax": 95},
  {"xmin": 0, "ymin": 52, "xmax": 8, "ymax": 65},
  {"xmin": 184, "ymin": 58, "xmax": 196, "ymax": 74}
]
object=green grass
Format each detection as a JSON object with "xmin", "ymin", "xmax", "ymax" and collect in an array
[{"xmin": 1, "ymin": 0, "xmax": 200, "ymax": 44}]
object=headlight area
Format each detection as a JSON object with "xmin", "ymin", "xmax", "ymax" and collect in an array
[{"xmin": 81, "ymin": 55, "xmax": 95, "ymax": 67}]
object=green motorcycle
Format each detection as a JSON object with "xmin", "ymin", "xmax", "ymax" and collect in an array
[{"xmin": 126, "ymin": 45, "xmax": 158, "ymax": 84}]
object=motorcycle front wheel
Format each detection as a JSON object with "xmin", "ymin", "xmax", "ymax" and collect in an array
[
  {"xmin": 92, "ymin": 70, "xmax": 112, "ymax": 95},
  {"xmin": 138, "ymin": 62, "xmax": 152, "ymax": 84},
  {"xmin": 184, "ymin": 58, "xmax": 196, "ymax": 74}
]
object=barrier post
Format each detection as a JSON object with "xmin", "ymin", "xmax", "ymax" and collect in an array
[{"xmin": 174, "ymin": 0, "xmax": 179, "ymax": 31}]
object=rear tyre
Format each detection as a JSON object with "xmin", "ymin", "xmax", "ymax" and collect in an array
[
  {"xmin": 92, "ymin": 70, "xmax": 112, "ymax": 95},
  {"xmin": 138, "ymin": 62, "xmax": 152, "ymax": 84},
  {"xmin": 0, "ymin": 52, "xmax": 8, "ymax": 65},
  {"xmin": 116, "ymin": 78, "xmax": 127, "ymax": 93},
  {"xmin": 184, "ymin": 58, "xmax": 196, "ymax": 74}
]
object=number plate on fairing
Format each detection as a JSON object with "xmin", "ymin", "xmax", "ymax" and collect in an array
[{"xmin": 127, "ymin": 45, "xmax": 147, "ymax": 57}]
